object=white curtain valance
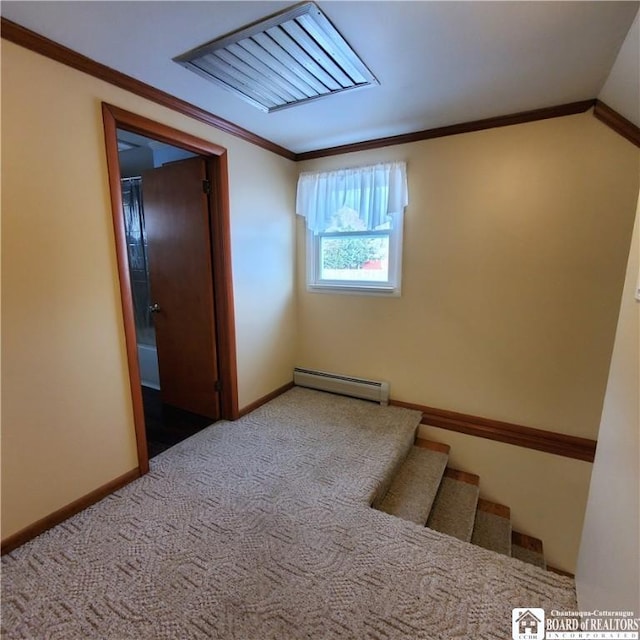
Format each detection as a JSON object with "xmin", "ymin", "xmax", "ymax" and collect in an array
[{"xmin": 296, "ymin": 161, "xmax": 408, "ymax": 233}]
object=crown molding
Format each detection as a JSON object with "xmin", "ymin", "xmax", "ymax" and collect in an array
[
  {"xmin": 295, "ymin": 100, "xmax": 597, "ymax": 160},
  {"xmin": 0, "ymin": 18, "xmax": 296, "ymax": 160},
  {"xmin": 3, "ymin": 17, "xmax": 637, "ymax": 161}
]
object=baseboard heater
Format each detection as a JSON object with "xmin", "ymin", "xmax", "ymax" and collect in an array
[{"xmin": 293, "ymin": 367, "xmax": 389, "ymax": 406}]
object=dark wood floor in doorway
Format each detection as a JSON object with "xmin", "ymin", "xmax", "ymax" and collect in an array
[{"xmin": 142, "ymin": 386, "xmax": 214, "ymax": 458}]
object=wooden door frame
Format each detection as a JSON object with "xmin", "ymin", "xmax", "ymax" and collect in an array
[{"xmin": 102, "ymin": 103, "xmax": 239, "ymax": 475}]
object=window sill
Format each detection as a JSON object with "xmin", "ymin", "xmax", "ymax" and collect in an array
[{"xmin": 307, "ymin": 283, "xmax": 401, "ymax": 297}]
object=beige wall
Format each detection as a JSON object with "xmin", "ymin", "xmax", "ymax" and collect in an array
[
  {"xmin": 1, "ymin": 41, "xmax": 297, "ymax": 539},
  {"xmin": 296, "ymin": 115, "xmax": 638, "ymax": 573},
  {"xmin": 227, "ymin": 142, "xmax": 297, "ymax": 409},
  {"xmin": 576, "ymin": 197, "xmax": 639, "ymax": 609},
  {"xmin": 297, "ymin": 113, "xmax": 639, "ymax": 440},
  {"xmin": 418, "ymin": 424, "xmax": 592, "ymax": 573}
]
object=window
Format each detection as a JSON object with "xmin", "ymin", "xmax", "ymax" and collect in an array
[{"xmin": 296, "ymin": 162, "xmax": 408, "ymax": 295}]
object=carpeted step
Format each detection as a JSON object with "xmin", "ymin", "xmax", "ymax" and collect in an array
[
  {"xmin": 471, "ymin": 499, "xmax": 512, "ymax": 556},
  {"xmin": 377, "ymin": 441, "xmax": 449, "ymax": 525},
  {"xmin": 512, "ymin": 531, "xmax": 546, "ymax": 569},
  {"xmin": 426, "ymin": 468, "xmax": 480, "ymax": 542},
  {"xmin": 373, "ymin": 432, "xmax": 551, "ymax": 570},
  {"xmin": 370, "ymin": 424, "xmax": 421, "ymax": 509}
]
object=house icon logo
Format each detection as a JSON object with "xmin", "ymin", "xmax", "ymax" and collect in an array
[{"xmin": 512, "ymin": 608, "xmax": 545, "ymax": 640}]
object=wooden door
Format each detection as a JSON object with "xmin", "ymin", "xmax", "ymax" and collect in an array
[{"xmin": 142, "ymin": 157, "xmax": 220, "ymax": 419}]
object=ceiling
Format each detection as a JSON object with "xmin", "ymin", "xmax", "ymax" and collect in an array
[{"xmin": 2, "ymin": 1, "xmax": 638, "ymax": 154}]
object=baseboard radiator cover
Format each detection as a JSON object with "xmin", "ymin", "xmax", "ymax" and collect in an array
[{"xmin": 293, "ymin": 367, "xmax": 389, "ymax": 406}]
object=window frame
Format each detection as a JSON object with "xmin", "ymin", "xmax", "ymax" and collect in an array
[{"xmin": 306, "ymin": 211, "xmax": 404, "ymax": 296}]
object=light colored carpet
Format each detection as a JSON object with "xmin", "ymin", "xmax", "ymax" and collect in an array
[
  {"xmin": 426, "ymin": 476, "xmax": 480, "ymax": 542},
  {"xmin": 513, "ymin": 544, "xmax": 547, "ymax": 570},
  {"xmin": 377, "ymin": 446, "xmax": 448, "ymax": 525},
  {"xmin": 471, "ymin": 510, "xmax": 512, "ymax": 557},
  {"xmin": 2, "ymin": 387, "xmax": 575, "ymax": 639}
]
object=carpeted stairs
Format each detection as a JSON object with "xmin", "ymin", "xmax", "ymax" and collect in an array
[{"xmin": 375, "ymin": 439, "xmax": 548, "ymax": 570}]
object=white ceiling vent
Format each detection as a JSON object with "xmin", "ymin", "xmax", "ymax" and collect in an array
[{"xmin": 174, "ymin": 2, "xmax": 378, "ymax": 112}]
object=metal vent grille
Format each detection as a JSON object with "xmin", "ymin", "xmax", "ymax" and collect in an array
[{"xmin": 174, "ymin": 2, "xmax": 378, "ymax": 112}]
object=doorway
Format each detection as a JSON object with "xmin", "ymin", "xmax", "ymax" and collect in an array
[
  {"xmin": 119, "ymin": 133, "xmax": 217, "ymax": 456},
  {"xmin": 103, "ymin": 104, "xmax": 239, "ymax": 474}
]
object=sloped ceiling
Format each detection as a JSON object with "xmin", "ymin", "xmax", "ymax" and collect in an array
[{"xmin": 599, "ymin": 10, "xmax": 640, "ymax": 127}]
